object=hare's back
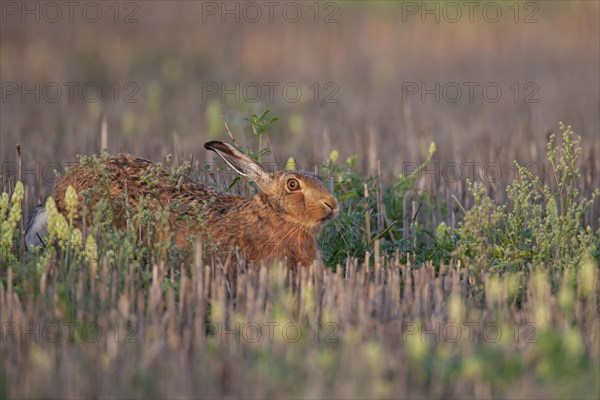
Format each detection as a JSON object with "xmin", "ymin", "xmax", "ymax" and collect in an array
[
  {"xmin": 55, "ymin": 154, "xmax": 154, "ymax": 198},
  {"xmin": 54, "ymin": 153, "xmax": 216, "ymax": 218}
]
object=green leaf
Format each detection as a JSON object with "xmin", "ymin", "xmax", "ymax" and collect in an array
[{"xmin": 339, "ymin": 191, "xmax": 359, "ymax": 201}]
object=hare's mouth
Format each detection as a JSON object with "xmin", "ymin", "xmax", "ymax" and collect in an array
[
  {"xmin": 319, "ymin": 210, "xmax": 337, "ymax": 224},
  {"xmin": 320, "ymin": 215, "xmax": 332, "ymax": 223}
]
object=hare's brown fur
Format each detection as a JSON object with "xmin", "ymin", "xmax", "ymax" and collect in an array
[{"xmin": 39, "ymin": 142, "xmax": 339, "ymax": 267}]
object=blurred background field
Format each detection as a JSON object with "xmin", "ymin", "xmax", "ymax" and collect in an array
[
  {"xmin": 1, "ymin": 1, "xmax": 600, "ymax": 399},
  {"xmin": 1, "ymin": 1, "xmax": 599, "ymax": 222}
]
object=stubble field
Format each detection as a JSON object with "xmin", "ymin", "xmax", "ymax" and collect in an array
[{"xmin": 1, "ymin": 2, "xmax": 599, "ymax": 398}]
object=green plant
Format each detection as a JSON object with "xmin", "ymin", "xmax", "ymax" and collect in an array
[
  {"xmin": 244, "ymin": 109, "xmax": 279, "ymax": 164},
  {"xmin": 0, "ymin": 181, "xmax": 23, "ymax": 262},
  {"xmin": 456, "ymin": 123, "xmax": 599, "ymax": 275},
  {"xmin": 319, "ymin": 143, "xmax": 441, "ymax": 267}
]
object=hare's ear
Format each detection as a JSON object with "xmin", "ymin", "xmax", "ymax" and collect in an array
[{"xmin": 204, "ymin": 141, "xmax": 270, "ymax": 184}]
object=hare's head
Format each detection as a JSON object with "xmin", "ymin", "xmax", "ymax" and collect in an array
[{"xmin": 205, "ymin": 141, "xmax": 339, "ymax": 228}]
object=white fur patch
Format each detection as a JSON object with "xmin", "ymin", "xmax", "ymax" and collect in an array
[{"xmin": 25, "ymin": 206, "xmax": 48, "ymax": 250}]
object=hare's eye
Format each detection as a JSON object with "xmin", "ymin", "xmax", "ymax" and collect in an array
[{"xmin": 286, "ymin": 178, "xmax": 300, "ymax": 191}]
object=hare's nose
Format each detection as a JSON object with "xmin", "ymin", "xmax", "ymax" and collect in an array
[{"xmin": 323, "ymin": 199, "xmax": 338, "ymax": 212}]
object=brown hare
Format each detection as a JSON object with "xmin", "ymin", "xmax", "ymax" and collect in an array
[{"xmin": 25, "ymin": 141, "xmax": 339, "ymax": 267}]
